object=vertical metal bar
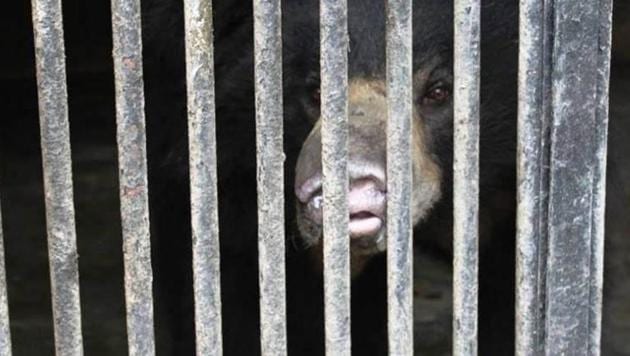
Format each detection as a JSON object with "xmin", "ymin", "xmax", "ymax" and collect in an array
[
  {"xmin": 0, "ymin": 201, "xmax": 12, "ymax": 355},
  {"xmin": 320, "ymin": 0, "xmax": 350, "ymax": 354},
  {"xmin": 385, "ymin": 0, "xmax": 413, "ymax": 355},
  {"xmin": 452, "ymin": 0, "xmax": 480, "ymax": 355},
  {"xmin": 31, "ymin": 0, "xmax": 84, "ymax": 354},
  {"xmin": 111, "ymin": 0, "xmax": 156, "ymax": 354},
  {"xmin": 516, "ymin": 0, "xmax": 552, "ymax": 354},
  {"xmin": 589, "ymin": 1, "xmax": 613, "ymax": 354},
  {"xmin": 183, "ymin": 0, "xmax": 223, "ymax": 355},
  {"xmin": 544, "ymin": 1, "xmax": 613, "ymax": 354},
  {"xmin": 253, "ymin": 0, "xmax": 287, "ymax": 355}
]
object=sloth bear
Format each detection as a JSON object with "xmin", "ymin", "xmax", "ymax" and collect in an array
[{"xmin": 142, "ymin": 0, "xmax": 629, "ymax": 355}]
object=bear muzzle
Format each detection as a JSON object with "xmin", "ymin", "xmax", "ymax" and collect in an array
[{"xmin": 296, "ymin": 163, "xmax": 387, "ymax": 239}]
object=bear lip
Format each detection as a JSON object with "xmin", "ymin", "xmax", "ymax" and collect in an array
[{"xmin": 303, "ymin": 179, "xmax": 387, "ymax": 238}]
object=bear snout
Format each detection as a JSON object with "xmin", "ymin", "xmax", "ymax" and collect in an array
[{"xmin": 296, "ymin": 163, "xmax": 387, "ymax": 239}]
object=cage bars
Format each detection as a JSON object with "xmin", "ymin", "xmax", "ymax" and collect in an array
[
  {"xmin": 320, "ymin": 0, "xmax": 351, "ymax": 354},
  {"xmin": 31, "ymin": 0, "xmax": 84, "ymax": 354},
  {"xmin": 452, "ymin": 0, "xmax": 481, "ymax": 355},
  {"xmin": 183, "ymin": 0, "xmax": 224, "ymax": 355},
  {"xmin": 0, "ymin": 201, "xmax": 11, "ymax": 355},
  {"xmin": 543, "ymin": 1, "xmax": 613, "ymax": 355},
  {"xmin": 111, "ymin": 0, "xmax": 156, "ymax": 354},
  {"xmin": 253, "ymin": 0, "xmax": 288, "ymax": 355},
  {"xmin": 385, "ymin": 0, "xmax": 414, "ymax": 355}
]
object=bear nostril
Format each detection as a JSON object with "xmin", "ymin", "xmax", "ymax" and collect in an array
[{"xmin": 296, "ymin": 173, "xmax": 322, "ymax": 203}]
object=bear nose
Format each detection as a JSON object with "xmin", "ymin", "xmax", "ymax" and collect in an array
[
  {"xmin": 296, "ymin": 163, "xmax": 387, "ymax": 238},
  {"xmin": 295, "ymin": 163, "xmax": 386, "ymax": 204}
]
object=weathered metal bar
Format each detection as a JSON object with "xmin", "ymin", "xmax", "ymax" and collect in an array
[
  {"xmin": 452, "ymin": 0, "xmax": 481, "ymax": 355},
  {"xmin": 515, "ymin": 0, "xmax": 553, "ymax": 354},
  {"xmin": 253, "ymin": 0, "xmax": 287, "ymax": 355},
  {"xmin": 183, "ymin": 0, "xmax": 223, "ymax": 355},
  {"xmin": 589, "ymin": 1, "xmax": 613, "ymax": 354},
  {"xmin": 31, "ymin": 0, "xmax": 84, "ymax": 354},
  {"xmin": 111, "ymin": 0, "xmax": 155, "ymax": 354},
  {"xmin": 0, "ymin": 201, "xmax": 12, "ymax": 355},
  {"xmin": 320, "ymin": 0, "xmax": 350, "ymax": 354},
  {"xmin": 544, "ymin": 1, "xmax": 613, "ymax": 355},
  {"xmin": 385, "ymin": 0, "xmax": 414, "ymax": 355}
]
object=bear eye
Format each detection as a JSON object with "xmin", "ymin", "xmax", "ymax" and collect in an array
[{"xmin": 422, "ymin": 84, "xmax": 450, "ymax": 105}]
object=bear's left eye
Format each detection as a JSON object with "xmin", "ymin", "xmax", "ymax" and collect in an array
[{"xmin": 422, "ymin": 84, "xmax": 450, "ymax": 106}]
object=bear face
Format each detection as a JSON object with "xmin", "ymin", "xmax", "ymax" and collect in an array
[
  {"xmin": 278, "ymin": 0, "xmax": 517, "ymax": 273},
  {"xmin": 294, "ymin": 78, "xmax": 443, "ymax": 269}
]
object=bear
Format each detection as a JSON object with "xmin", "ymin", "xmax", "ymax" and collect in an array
[{"xmin": 142, "ymin": 0, "xmax": 630, "ymax": 355}]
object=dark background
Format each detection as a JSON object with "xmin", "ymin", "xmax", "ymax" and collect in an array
[{"xmin": 0, "ymin": 1, "xmax": 628, "ymax": 355}]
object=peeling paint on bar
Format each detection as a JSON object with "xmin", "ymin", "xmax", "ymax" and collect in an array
[
  {"xmin": 183, "ymin": 0, "xmax": 223, "ymax": 355},
  {"xmin": 544, "ymin": 1, "xmax": 613, "ymax": 355},
  {"xmin": 31, "ymin": 0, "xmax": 84, "ymax": 354},
  {"xmin": 253, "ymin": 0, "xmax": 287, "ymax": 355},
  {"xmin": 0, "ymin": 201, "xmax": 11, "ymax": 355},
  {"xmin": 320, "ymin": 0, "xmax": 351, "ymax": 354},
  {"xmin": 452, "ymin": 1, "xmax": 480, "ymax": 355},
  {"xmin": 111, "ymin": 0, "xmax": 156, "ymax": 354},
  {"xmin": 385, "ymin": 0, "xmax": 414, "ymax": 355},
  {"xmin": 516, "ymin": 0, "xmax": 552, "ymax": 354}
]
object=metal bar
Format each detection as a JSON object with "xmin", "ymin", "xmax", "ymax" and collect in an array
[
  {"xmin": 452, "ymin": 0, "xmax": 481, "ymax": 355},
  {"xmin": 111, "ymin": 0, "xmax": 156, "ymax": 354},
  {"xmin": 0, "ymin": 201, "xmax": 12, "ymax": 355},
  {"xmin": 253, "ymin": 0, "xmax": 287, "ymax": 355},
  {"xmin": 544, "ymin": 1, "xmax": 614, "ymax": 355},
  {"xmin": 589, "ymin": 1, "xmax": 613, "ymax": 354},
  {"xmin": 183, "ymin": 0, "xmax": 223, "ymax": 355},
  {"xmin": 385, "ymin": 0, "xmax": 414, "ymax": 355},
  {"xmin": 515, "ymin": 0, "xmax": 553, "ymax": 354},
  {"xmin": 31, "ymin": 0, "xmax": 84, "ymax": 354},
  {"xmin": 320, "ymin": 0, "xmax": 350, "ymax": 354}
]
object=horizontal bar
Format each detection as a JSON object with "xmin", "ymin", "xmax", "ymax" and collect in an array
[
  {"xmin": 385, "ymin": 0, "xmax": 414, "ymax": 355},
  {"xmin": 320, "ymin": 0, "xmax": 351, "ymax": 354},
  {"xmin": 452, "ymin": 0, "xmax": 481, "ymax": 355},
  {"xmin": 31, "ymin": 0, "xmax": 84, "ymax": 354},
  {"xmin": 0, "ymin": 201, "xmax": 11, "ymax": 355},
  {"xmin": 183, "ymin": 0, "xmax": 224, "ymax": 355},
  {"xmin": 515, "ymin": 0, "xmax": 552, "ymax": 354},
  {"xmin": 253, "ymin": 0, "xmax": 287, "ymax": 355},
  {"xmin": 110, "ymin": 0, "xmax": 156, "ymax": 354},
  {"xmin": 545, "ymin": 1, "xmax": 613, "ymax": 355}
]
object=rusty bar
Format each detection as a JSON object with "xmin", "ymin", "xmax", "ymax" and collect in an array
[
  {"xmin": 385, "ymin": 0, "xmax": 414, "ymax": 355},
  {"xmin": 183, "ymin": 0, "xmax": 223, "ymax": 354},
  {"xmin": 452, "ymin": 0, "xmax": 481, "ymax": 355},
  {"xmin": 253, "ymin": 0, "xmax": 287, "ymax": 355},
  {"xmin": 31, "ymin": 0, "xmax": 84, "ymax": 354},
  {"xmin": 111, "ymin": 0, "xmax": 156, "ymax": 354},
  {"xmin": 320, "ymin": 0, "xmax": 350, "ymax": 354}
]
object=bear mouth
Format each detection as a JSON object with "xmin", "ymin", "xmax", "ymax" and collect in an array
[{"xmin": 301, "ymin": 179, "xmax": 387, "ymax": 239}]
